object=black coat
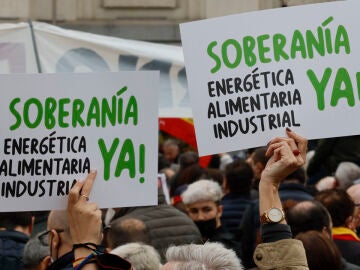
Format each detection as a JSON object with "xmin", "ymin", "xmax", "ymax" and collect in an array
[{"xmin": 0, "ymin": 230, "xmax": 29, "ymax": 270}]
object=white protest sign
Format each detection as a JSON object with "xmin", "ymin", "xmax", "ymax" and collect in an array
[
  {"xmin": 0, "ymin": 72, "xmax": 158, "ymax": 211},
  {"xmin": 180, "ymin": 1, "xmax": 360, "ymax": 156}
]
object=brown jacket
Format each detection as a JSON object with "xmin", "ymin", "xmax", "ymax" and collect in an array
[{"xmin": 253, "ymin": 239, "xmax": 309, "ymax": 270}]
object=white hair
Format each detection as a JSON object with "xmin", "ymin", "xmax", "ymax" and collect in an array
[
  {"xmin": 165, "ymin": 242, "xmax": 243, "ymax": 270},
  {"xmin": 111, "ymin": 242, "xmax": 161, "ymax": 270},
  {"xmin": 335, "ymin": 162, "xmax": 360, "ymax": 190},
  {"xmin": 181, "ymin": 179, "xmax": 223, "ymax": 205}
]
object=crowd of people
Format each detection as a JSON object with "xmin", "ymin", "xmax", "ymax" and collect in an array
[{"xmin": 1, "ymin": 131, "xmax": 360, "ymax": 270}]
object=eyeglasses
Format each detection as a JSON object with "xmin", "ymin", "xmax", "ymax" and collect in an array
[{"xmin": 37, "ymin": 229, "xmax": 64, "ymax": 246}]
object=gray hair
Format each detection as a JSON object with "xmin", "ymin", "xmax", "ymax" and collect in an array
[
  {"xmin": 335, "ymin": 162, "xmax": 360, "ymax": 190},
  {"xmin": 111, "ymin": 242, "xmax": 161, "ymax": 270},
  {"xmin": 23, "ymin": 234, "xmax": 50, "ymax": 269},
  {"xmin": 165, "ymin": 242, "xmax": 243, "ymax": 270},
  {"xmin": 181, "ymin": 179, "xmax": 223, "ymax": 205}
]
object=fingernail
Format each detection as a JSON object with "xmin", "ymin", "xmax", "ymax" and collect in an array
[
  {"xmin": 267, "ymin": 140, "xmax": 272, "ymax": 146},
  {"xmin": 286, "ymin": 127, "xmax": 292, "ymax": 132},
  {"xmin": 293, "ymin": 150, "xmax": 300, "ymax": 156}
]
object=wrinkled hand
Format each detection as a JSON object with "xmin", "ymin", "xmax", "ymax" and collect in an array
[
  {"xmin": 67, "ymin": 170, "xmax": 102, "ymax": 245},
  {"xmin": 261, "ymin": 129, "xmax": 308, "ymax": 186}
]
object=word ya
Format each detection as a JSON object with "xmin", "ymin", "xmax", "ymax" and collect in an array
[
  {"xmin": 9, "ymin": 87, "xmax": 138, "ymax": 130},
  {"xmin": 307, "ymin": 67, "xmax": 360, "ymax": 110},
  {"xmin": 208, "ymin": 17, "xmax": 350, "ymax": 73},
  {"xmin": 98, "ymin": 138, "xmax": 145, "ymax": 183}
]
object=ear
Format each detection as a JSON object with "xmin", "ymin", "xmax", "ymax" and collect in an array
[
  {"xmin": 28, "ymin": 216, "xmax": 35, "ymax": 235},
  {"xmin": 50, "ymin": 229, "xmax": 61, "ymax": 251},
  {"xmin": 322, "ymin": 226, "xmax": 332, "ymax": 239},
  {"xmin": 222, "ymin": 178, "xmax": 229, "ymax": 193},
  {"xmin": 255, "ymin": 162, "xmax": 265, "ymax": 173},
  {"xmin": 40, "ymin": 255, "xmax": 51, "ymax": 270},
  {"xmin": 217, "ymin": 205, "xmax": 223, "ymax": 218},
  {"xmin": 346, "ymin": 216, "xmax": 356, "ymax": 230}
]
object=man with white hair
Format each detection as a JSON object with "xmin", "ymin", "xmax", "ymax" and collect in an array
[
  {"xmin": 162, "ymin": 242, "xmax": 243, "ymax": 270},
  {"xmin": 181, "ymin": 179, "xmax": 241, "ymax": 258},
  {"xmin": 111, "ymin": 243, "xmax": 161, "ymax": 270}
]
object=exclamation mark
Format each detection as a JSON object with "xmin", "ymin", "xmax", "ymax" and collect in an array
[{"xmin": 139, "ymin": 144, "xmax": 145, "ymax": 183}]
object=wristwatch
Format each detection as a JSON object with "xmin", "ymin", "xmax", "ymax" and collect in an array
[{"xmin": 260, "ymin": 207, "xmax": 285, "ymax": 224}]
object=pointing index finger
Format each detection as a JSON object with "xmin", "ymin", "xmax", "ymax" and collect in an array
[{"xmin": 80, "ymin": 170, "xmax": 97, "ymax": 198}]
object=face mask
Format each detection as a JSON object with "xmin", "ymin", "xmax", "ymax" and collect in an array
[{"xmin": 195, "ymin": 218, "xmax": 217, "ymax": 238}]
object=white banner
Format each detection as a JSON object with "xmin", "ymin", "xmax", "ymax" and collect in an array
[
  {"xmin": 0, "ymin": 22, "xmax": 190, "ymax": 117},
  {"xmin": 0, "ymin": 22, "xmax": 37, "ymax": 74},
  {"xmin": 0, "ymin": 72, "xmax": 158, "ymax": 211},
  {"xmin": 180, "ymin": 1, "xmax": 360, "ymax": 156}
]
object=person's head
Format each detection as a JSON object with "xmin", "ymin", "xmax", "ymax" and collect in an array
[
  {"xmin": 181, "ymin": 180, "xmax": 223, "ymax": 238},
  {"xmin": 283, "ymin": 167, "xmax": 306, "ymax": 184},
  {"xmin": 158, "ymin": 153, "xmax": 171, "ymax": 171},
  {"xmin": 106, "ymin": 218, "xmax": 150, "ymax": 250},
  {"xmin": 286, "ymin": 200, "xmax": 332, "ymax": 238},
  {"xmin": 163, "ymin": 139, "xmax": 180, "ymax": 164},
  {"xmin": 335, "ymin": 162, "xmax": 360, "ymax": 190},
  {"xmin": 0, "ymin": 211, "xmax": 34, "ymax": 236},
  {"xmin": 202, "ymin": 168, "xmax": 225, "ymax": 187},
  {"xmin": 224, "ymin": 160, "xmax": 253, "ymax": 195},
  {"xmin": 46, "ymin": 210, "xmax": 72, "ymax": 262},
  {"xmin": 246, "ymin": 147, "xmax": 268, "ymax": 180},
  {"xmin": 347, "ymin": 184, "xmax": 360, "ymax": 233},
  {"xmin": 178, "ymin": 151, "xmax": 199, "ymax": 170},
  {"xmin": 162, "ymin": 242, "xmax": 243, "ymax": 270},
  {"xmin": 23, "ymin": 234, "xmax": 51, "ymax": 270},
  {"xmin": 111, "ymin": 242, "xmax": 161, "ymax": 270},
  {"xmin": 295, "ymin": 230, "xmax": 342, "ymax": 270},
  {"xmin": 315, "ymin": 189, "xmax": 355, "ymax": 228}
]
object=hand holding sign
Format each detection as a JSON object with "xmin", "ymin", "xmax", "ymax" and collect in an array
[
  {"xmin": 262, "ymin": 129, "xmax": 307, "ymax": 186},
  {"xmin": 67, "ymin": 169, "xmax": 102, "ymax": 246}
]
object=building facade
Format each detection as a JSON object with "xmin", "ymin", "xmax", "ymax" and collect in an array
[{"xmin": 0, "ymin": 0, "xmax": 337, "ymax": 42}]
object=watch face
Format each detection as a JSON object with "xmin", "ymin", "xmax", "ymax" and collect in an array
[{"xmin": 268, "ymin": 208, "xmax": 284, "ymax": 222}]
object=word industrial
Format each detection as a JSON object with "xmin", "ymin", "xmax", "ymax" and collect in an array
[
  {"xmin": 213, "ymin": 110, "xmax": 300, "ymax": 139},
  {"xmin": 0, "ymin": 179, "xmax": 77, "ymax": 198},
  {"xmin": 207, "ymin": 17, "xmax": 350, "ymax": 73}
]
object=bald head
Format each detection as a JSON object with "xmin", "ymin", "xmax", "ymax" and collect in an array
[
  {"xmin": 107, "ymin": 217, "xmax": 150, "ymax": 250},
  {"xmin": 347, "ymin": 184, "xmax": 360, "ymax": 204},
  {"xmin": 47, "ymin": 210, "xmax": 68, "ymax": 231},
  {"xmin": 47, "ymin": 210, "xmax": 72, "ymax": 250},
  {"xmin": 286, "ymin": 200, "xmax": 332, "ymax": 237}
]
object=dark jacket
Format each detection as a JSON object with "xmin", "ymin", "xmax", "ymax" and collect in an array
[
  {"xmin": 209, "ymin": 225, "xmax": 242, "ymax": 260},
  {"xmin": 114, "ymin": 192, "xmax": 202, "ymax": 261},
  {"xmin": 0, "ymin": 230, "xmax": 29, "ymax": 270},
  {"xmin": 46, "ymin": 251, "xmax": 132, "ymax": 270},
  {"xmin": 278, "ymin": 183, "xmax": 314, "ymax": 202},
  {"xmin": 221, "ymin": 193, "xmax": 253, "ymax": 236},
  {"xmin": 333, "ymin": 227, "xmax": 360, "ymax": 266},
  {"xmin": 46, "ymin": 251, "xmax": 73, "ymax": 270},
  {"xmin": 334, "ymin": 238, "xmax": 360, "ymax": 266},
  {"xmin": 343, "ymin": 258, "xmax": 360, "ymax": 270}
]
